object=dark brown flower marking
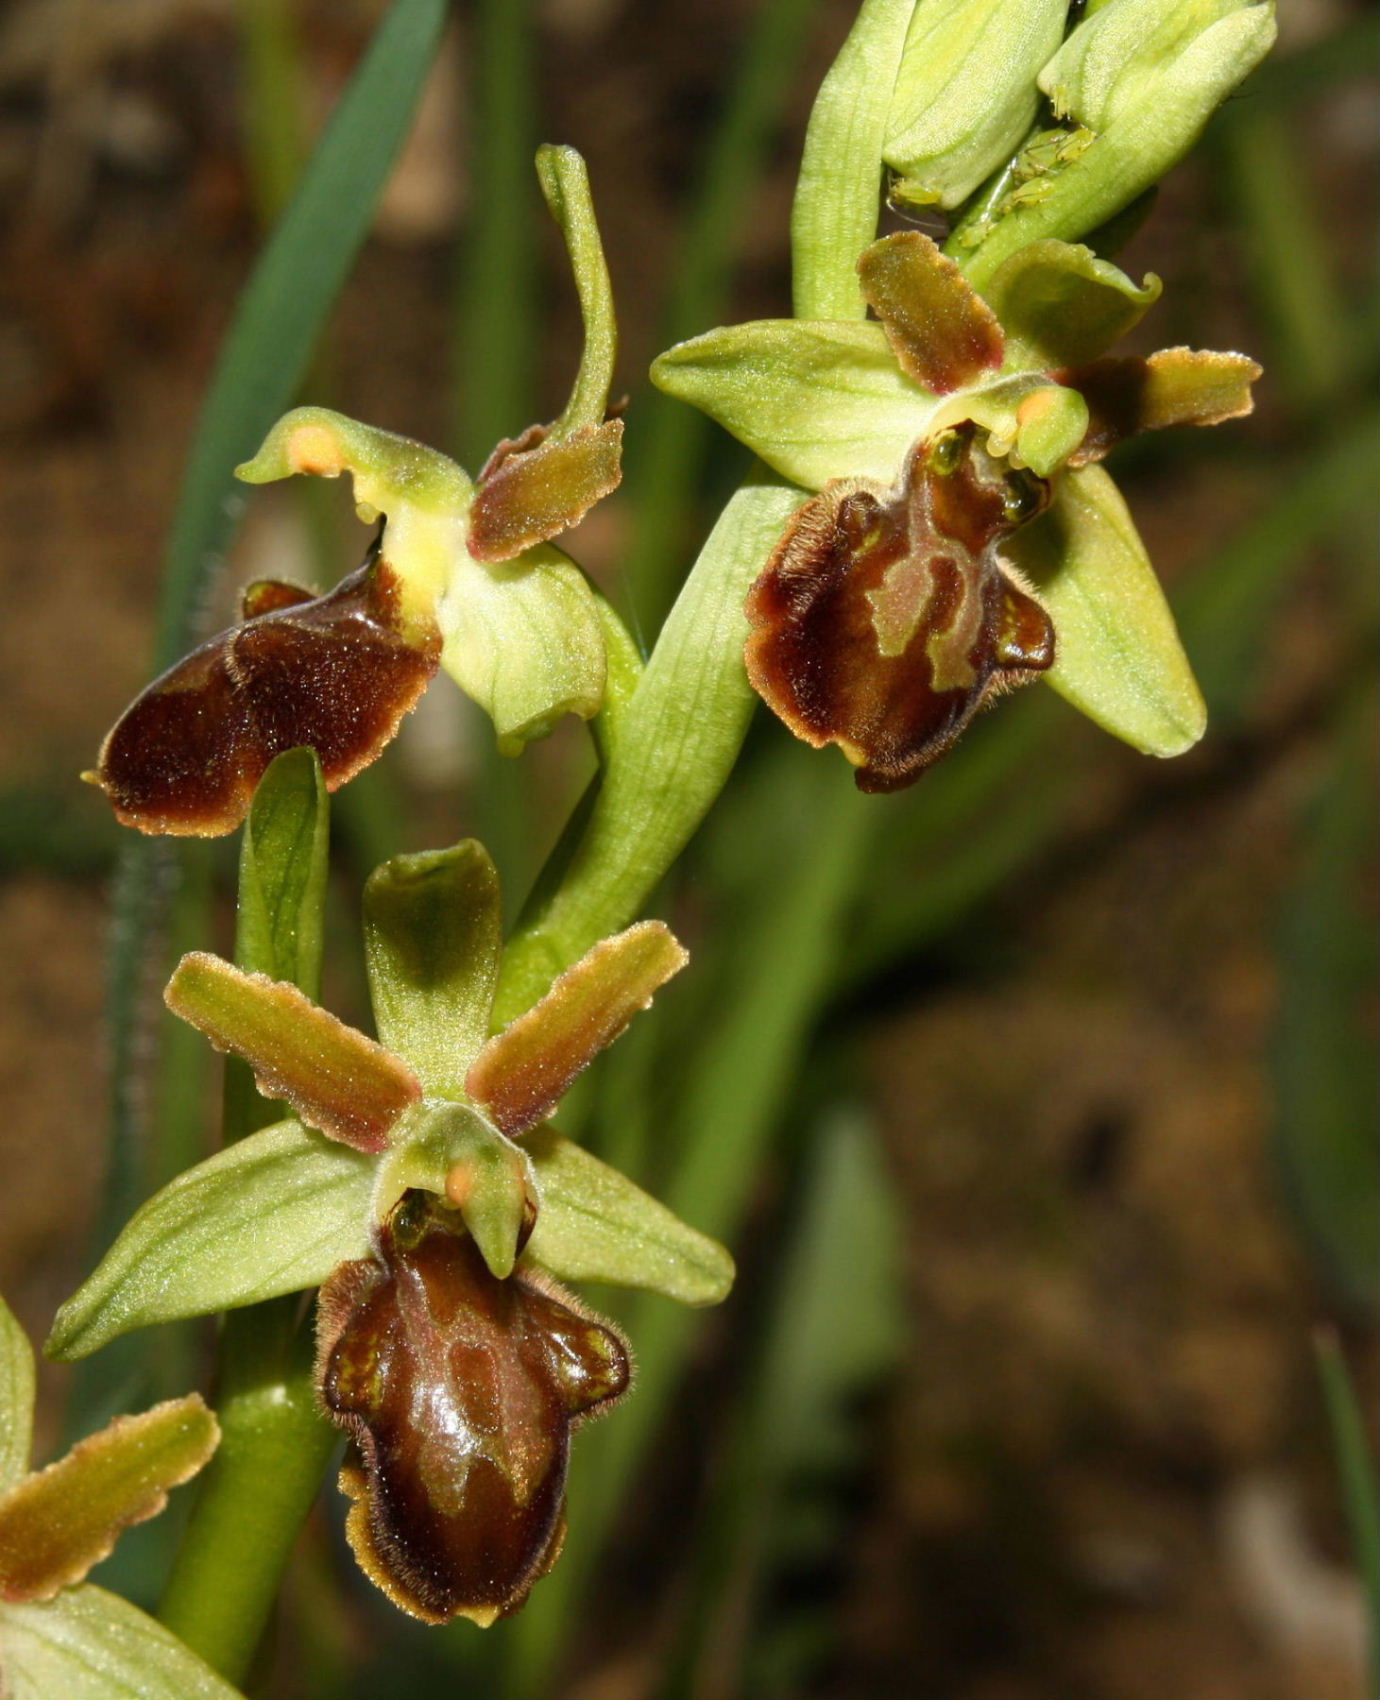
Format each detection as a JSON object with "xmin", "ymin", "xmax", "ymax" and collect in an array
[
  {"xmin": 91, "ymin": 540, "xmax": 440, "ymax": 837},
  {"xmin": 745, "ymin": 424, "xmax": 1055, "ymax": 792},
  {"xmin": 317, "ymin": 1194, "xmax": 630, "ymax": 1626}
]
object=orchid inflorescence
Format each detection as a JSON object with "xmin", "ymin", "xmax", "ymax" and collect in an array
[{"xmin": 18, "ymin": 1, "xmax": 1278, "ymax": 1689}]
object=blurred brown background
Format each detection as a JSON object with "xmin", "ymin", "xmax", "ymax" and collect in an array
[{"xmin": 0, "ymin": 2, "xmax": 1375, "ymax": 1697}]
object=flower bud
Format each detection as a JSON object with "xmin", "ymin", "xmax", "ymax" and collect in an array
[
  {"xmin": 883, "ymin": 0, "xmax": 1068, "ymax": 210},
  {"xmin": 961, "ymin": 0, "xmax": 1275, "ymax": 285}
]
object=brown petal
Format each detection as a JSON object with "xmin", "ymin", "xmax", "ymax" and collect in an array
[
  {"xmin": 467, "ymin": 419, "xmax": 624, "ymax": 564},
  {"xmin": 466, "ymin": 921, "xmax": 688, "ymax": 1141},
  {"xmin": 91, "ymin": 546, "xmax": 440, "ymax": 837},
  {"xmin": 165, "ymin": 952, "xmax": 421, "ymax": 1154},
  {"xmin": 316, "ymin": 1195, "xmax": 629, "ymax": 1625},
  {"xmin": 0, "ymin": 1396, "xmax": 218, "ymax": 1603},
  {"xmin": 857, "ymin": 233, "xmax": 1005, "ymax": 395},
  {"xmin": 1061, "ymin": 348, "xmax": 1262, "ymax": 465},
  {"xmin": 745, "ymin": 425, "xmax": 1054, "ymax": 792}
]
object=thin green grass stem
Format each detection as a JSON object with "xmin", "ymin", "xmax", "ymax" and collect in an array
[{"xmin": 1314, "ymin": 1328, "xmax": 1380, "ymax": 1698}]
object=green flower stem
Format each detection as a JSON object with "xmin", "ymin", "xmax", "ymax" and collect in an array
[
  {"xmin": 493, "ymin": 468, "xmax": 805, "ymax": 1025},
  {"xmin": 159, "ymin": 751, "xmax": 337, "ymax": 1681},
  {"xmin": 157, "ymin": 1305, "xmax": 336, "ymax": 1686}
]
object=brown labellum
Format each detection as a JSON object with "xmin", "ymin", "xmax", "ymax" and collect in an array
[
  {"xmin": 91, "ymin": 541, "xmax": 440, "ymax": 836},
  {"xmin": 317, "ymin": 1194, "xmax": 630, "ymax": 1626},
  {"xmin": 745, "ymin": 425, "xmax": 1055, "ymax": 792}
]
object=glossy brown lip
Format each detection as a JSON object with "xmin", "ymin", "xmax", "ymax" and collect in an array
[
  {"xmin": 92, "ymin": 545, "xmax": 440, "ymax": 837},
  {"xmin": 745, "ymin": 426, "xmax": 1055, "ymax": 793},
  {"xmin": 317, "ymin": 1196, "xmax": 630, "ymax": 1625}
]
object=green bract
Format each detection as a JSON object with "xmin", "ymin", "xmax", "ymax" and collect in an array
[
  {"xmin": 0, "ymin": 1295, "xmax": 237, "ymax": 1699},
  {"xmin": 48, "ymin": 840, "xmax": 734, "ymax": 1364},
  {"xmin": 653, "ymin": 232, "xmax": 1258, "ymax": 759}
]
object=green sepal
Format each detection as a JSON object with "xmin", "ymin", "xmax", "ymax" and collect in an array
[
  {"xmin": 536, "ymin": 144, "xmax": 617, "ymax": 437},
  {"xmin": 883, "ymin": 0, "xmax": 1067, "ymax": 210},
  {"xmin": 235, "ymin": 747, "xmax": 329, "ymax": 995},
  {"xmin": 652, "ymin": 320, "xmax": 931, "ymax": 490},
  {"xmin": 235, "ymin": 405, "xmax": 472, "ymax": 519},
  {"xmin": 1008, "ymin": 464, "xmax": 1206, "ymax": 756},
  {"xmin": 45, "ymin": 1121, "xmax": 373, "ymax": 1361},
  {"xmin": 437, "ymin": 540, "xmax": 607, "ymax": 753},
  {"xmin": 0, "ymin": 1585, "xmax": 246, "ymax": 1699},
  {"xmin": 0, "ymin": 1293, "xmax": 34, "ymax": 1493},
  {"xmin": 983, "ymin": 240, "xmax": 1163, "ymax": 369},
  {"xmin": 522, "ymin": 1127, "xmax": 735, "ymax": 1307},
  {"xmin": 373, "ymin": 1102, "xmax": 536, "ymax": 1280},
  {"xmin": 363, "ymin": 842, "xmax": 503, "ymax": 1097}
]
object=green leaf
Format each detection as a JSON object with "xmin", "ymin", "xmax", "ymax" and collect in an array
[
  {"xmin": 46, "ymin": 1122, "xmax": 372, "ymax": 1361},
  {"xmin": 522, "ymin": 1127, "xmax": 734, "ymax": 1306},
  {"xmin": 0, "ymin": 1584, "xmax": 245, "ymax": 1699},
  {"xmin": 363, "ymin": 841, "xmax": 504, "ymax": 1096},
  {"xmin": 537, "ymin": 145, "xmax": 617, "ymax": 437},
  {"xmin": 0, "ymin": 1294, "xmax": 34, "ymax": 1492},
  {"xmin": 1007, "ymin": 464, "xmax": 1206, "ymax": 756},
  {"xmin": 154, "ymin": 0, "xmax": 449, "ymax": 667},
  {"xmin": 236, "ymin": 748, "xmax": 329, "ymax": 994},
  {"xmin": 0, "ymin": 1397, "xmax": 219, "ymax": 1603},
  {"xmin": 165, "ymin": 954, "xmax": 420, "ymax": 1154},
  {"xmin": 651, "ymin": 320, "xmax": 929, "ymax": 490},
  {"xmin": 982, "ymin": 240, "xmax": 1162, "ymax": 368}
]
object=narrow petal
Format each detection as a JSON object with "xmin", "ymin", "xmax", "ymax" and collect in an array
[
  {"xmin": 1006, "ymin": 465, "xmax": 1206, "ymax": 756},
  {"xmin": 522, "ymin": 1126, "xmax": 734, "ymax": 1306},
  {"xmin": 165, "ymin": 954, "xmax": 420, "ymax": 1153},
  {"xmin": 91, "ymin": 547, "xmax": 439, "ymax": 837},
  {"xmin": 468, "ymin": 420, "xmax": 624, "ymax": 564},
  {"xmin": 46, "ymin": 1120, "xmax": 373, "ymax": 1361},
  {"xmin": 0, "ymin": 1584, "xmax": 244, "ymax": 1699},
  {"xmin": 651, "ymin": 319, "xmax": 932, "ymax": 490},
  {"xmin": 746, "ymin": 426, "xmax": 1054, "ymax": 792},
  {"xmin": 316, "ymin": 1198, "xmax": 628, "ymax": 1624},
  {"xmin": 364, "ymin": 841, "xmax": 503, "ymax": 1095},
  {"xmin": 857, "ymin": 232, "xmax": 1004, "ymax": 394},
  {"xmin": 0, "ymin": 1397, "xmax": 218, "ymax": 1603},
  {"xmin": 0, "ymin": 1295, "xmax": 35, "ymax": 1492},
  {"xmin": 982, "ymin": 240, "xmax": 1162, "ymax": 368},
  {"xmin": 1063, "ymin": 348, "xmax": 1262, "ymax": 464},
  {"xmin": 467, "ymin": 922, "xmax": 688, "ymax": 1140}
]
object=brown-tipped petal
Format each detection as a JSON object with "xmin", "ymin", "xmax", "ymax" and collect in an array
[
  {"xmin": 467, "ymin": 419, "xmax": 624, "ymax": 564},
  {"xmin": 466, "ymin": 921, "xmax": 688, "ymax": 1140},
  {"xmin": 0, "ymin": 1396, "xmax": 218, "ymax": 1603},
  {"xmin": 165, "ymin": 953, "xmax": 420, "ymax": 1153},
  {"xmin": 240, "ymin": 578, "xmax": 316, "ymax": 619},
  {"xmin": 317, "ymin": 1197, "xmax": 629, "ymax": 1625},
  {"xmin": 857, "ymin": 232, "xmax": 1005, "ymax": 395},
  {"xmin": 93, "ymin": 551, "xmax": 439, "ymax": 837},
  {"xmin": 1062, "ymin": 348, "xmax": 1262, "ymax": 465},
  {"xmin": 745, "ymin": 425, "xmax": 1054, "ymax": 793}
]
